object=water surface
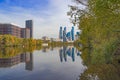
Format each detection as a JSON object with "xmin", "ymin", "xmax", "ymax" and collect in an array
[{"xmin": 0, "ymin": 46, "xmax": 86, "ymax": 80}]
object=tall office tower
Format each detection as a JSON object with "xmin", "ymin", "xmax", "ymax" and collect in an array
[
  {"xmin": 71, "ymin": 26, "xmax": 74, "ymax": 41},
  {"xmin": 59, "ymin": 27, "xmax": 63, "ymax": 39},
  {"xmin": 62, "ymin": 27, "xmax": 67, "ymax": 42},
  {"xmin": 63, "ymin": 30, "xmax": 67, "ymax": 42},
  {"xmin": 66, "ymin": 32, "xmax": 71, "ymax": 41},
  {"xmin": 64, "ymin": 27, "xmax": 66, "ymax": 34},
  {"xmin": 25, "ymin": 20, "xmax": 33, "ymax": 38}
]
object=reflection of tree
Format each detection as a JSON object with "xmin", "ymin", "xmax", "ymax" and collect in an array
[
  {"xmin": 81, "ymin": 48, "xmax": 91, "ymax": 66},
  {"xmin": 80, "ymin": 48, "xmax": 120, "ymax": 80},
  {"xmin": 80, "ymin": 64, "xmax": 120, "ymax": 80},
  {"xmin": 0, "ymin": 46, "xmax": 41, "ymax": 58}
]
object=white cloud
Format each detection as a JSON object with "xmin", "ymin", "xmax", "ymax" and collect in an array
[{"xmin": 0, "ymin": 0, "xmax": 75, "ymax": 39}]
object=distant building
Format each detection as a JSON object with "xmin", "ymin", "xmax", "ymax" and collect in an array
[
  {"xmin": 21, "ymin": 28, "xmax": 30, "ymax": 38},
  {"xmin": 59, "ymin": 26, "xmax": 75, "ymax": 42},
  {"xmin": 0, "ymin": 23, "xmax": 21, "ymax": 38},
  {"xmin": 42, "ymin": 36, "xmax": 50, "ymax": 41},
  {"xmin": 66, "ymin": 32, "xmax": 71, "ymax": 41},
  {"xmin": 59, "ymin": 27, "xmax": 63, "ymax": 39},
  {"xmin": 0, "ymin": 20, "xmax": 32, "ymax": 38},
  {"xmin": 63, "ymin": 30, "xmax": 67, "ymax": 42},
  {"xmin": 71, "ymin": 27, "xmax": 74, "ymax": 41},
  {"xmin": 26, "ymin": 20, "xmax": 33, "ymax": 38},
  {"xmin": 75, "ymin": 32, "xmax": 80, "ymax": 40}
]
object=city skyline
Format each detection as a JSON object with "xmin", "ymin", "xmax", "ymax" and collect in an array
[{"xmin": 0, "ymin": 0, "xmax": 80, "ymax": 39}]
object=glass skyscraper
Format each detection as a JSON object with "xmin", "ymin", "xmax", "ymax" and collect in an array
[
  {"xmin": 59, "ymin": 26, "xmax": 63, "ymax": 39},
  {"xmin": 63, "ymin": 27, "xmax": 67, "ymax": 42},
  {"xmin": 59, "ymin": 26, "xmax": 75, "ymax": 42},
  {"xmin": 66, "ymin": 32, "xmax": 71, "ymax": 41},
  {"xmin": 71, "ymin": 27, "xmax": 74, "ymax": 41}
]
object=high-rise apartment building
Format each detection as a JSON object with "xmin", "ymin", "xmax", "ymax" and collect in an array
[{"xmin": 25, "ymin": 20, "xmax": 33, "ymax": 38}]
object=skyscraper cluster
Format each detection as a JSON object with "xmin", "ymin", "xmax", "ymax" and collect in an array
[{"xmin": 59, "ymin": 26, "xmax": 75, "ymax": 42}]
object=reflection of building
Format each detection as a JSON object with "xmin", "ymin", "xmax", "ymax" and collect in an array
[
  {"xmin": 0, "ymin": 55, "xmax": 21, "ymax": 67},
  {"xmin": 0, "ymin": 52, "xmax": 33, "ymax": 71},
  {"xmin": 25, "ymin": 53, "xmax": 33, "ymax": 71},
  {"xmin": 42, "ymin": 47, "xmax": 50, "ymax": 52},
  {"xmin": 59, "ymin": 46, "xmax": 79, "ymax": 62}
]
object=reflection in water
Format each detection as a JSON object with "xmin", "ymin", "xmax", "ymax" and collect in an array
[
  {"xmin": 0, "ymin": 52, "xmax": 33, "ymax": 71},
  {"xmin": 79, "ymin": 48, "xmax": 120, "ymax": 80},
  {"xmin": 0, "ymin": 46, "xmax": 85, "ymax": 80},
  {"xmin": 59, "ymin": 46, "xmax": 81, "ymax": 62},
  {"xmin": 42, "ymin": 47, "xmax": 50, "ymax": 52},
  {"xmin": 25, "ymin": 53, "xmax": 33, "ymax": 71}
]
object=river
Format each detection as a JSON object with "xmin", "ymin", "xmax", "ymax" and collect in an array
[{"xmin": 0, "ymin": 46, "xmax": 86, "ymax": 80}]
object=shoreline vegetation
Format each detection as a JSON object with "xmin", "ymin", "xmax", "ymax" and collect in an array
[
  {"xmin": 0, "ymin": 34, "xmax": 76, "ymax": 48},
  {"xmin": 68, "ymin": 0, "xmax": 120, "ymax": 58},
  {"xmin": 0, "ymin": 35, "xmax": 42, "ymax": 47},
  {"xmin": 0, "ymin": 35, "xmax": 76, "ymax": 58},
  {"xmin": 68, "ymin": 0, "xmax": 120, "ymax": 79}
]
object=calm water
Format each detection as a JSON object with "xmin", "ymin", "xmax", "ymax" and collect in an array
[{"xmin": 0, "ymin": 46, "xmax": 86, "ymax": 80}]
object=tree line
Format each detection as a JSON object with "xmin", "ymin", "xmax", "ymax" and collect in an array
[
  {"xmin": 68, "ymin": 0, "xmax": 120, "ymax": 57},
  {"xmin": 0, "ymin": 35, "xmax": 42, "ymax": 47}
]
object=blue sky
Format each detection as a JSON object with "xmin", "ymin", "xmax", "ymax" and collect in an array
[{"xmin": 0, "ymin": 0, "xmax": 78, "ymax": 38}]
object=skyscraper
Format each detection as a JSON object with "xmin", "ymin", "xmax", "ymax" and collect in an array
[
  {"xmin": 26, "ymin": 20, "xmax": 33, "ymax": 38},
  {"xmin": 66, "ymin": 32, "xmax": 71, "ymax": 41},
  {"xmin": 64, "ymin": 27, "xmax": 66, "ymax": 34},
  {"xmin": 59, "ymin": 27, "xmax": 63, "ymax": 39},
  {"xmin": 63, "ymin": 27, "xmax": 67, "ymax": 42},
  {"xmin": 71, "ymin": 26, "xmax": 74, "ymax": 41}
]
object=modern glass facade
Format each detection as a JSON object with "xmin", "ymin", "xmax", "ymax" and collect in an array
[
  {"xmin": 63, "ymin": 30, "xmax": 67, "ymax": 42},
  {"xmin": 71, "ymin": 27, "xmax": 74, "ymax": 41},
  {"xmin": 66, "ymin": 32, "xmax": 71, "ymax": 41},
  {"xmin": 59, "ymin": 26, "xmax": 75, "ymax": 42},
  {"xmin": 59, "ymin": 27, "xmax": 63, "ymax": 39}
]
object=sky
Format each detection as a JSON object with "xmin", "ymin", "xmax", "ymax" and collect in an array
[{"xmin": 0, "ymin": 0, "xmax": 79, "ymax": 39}]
